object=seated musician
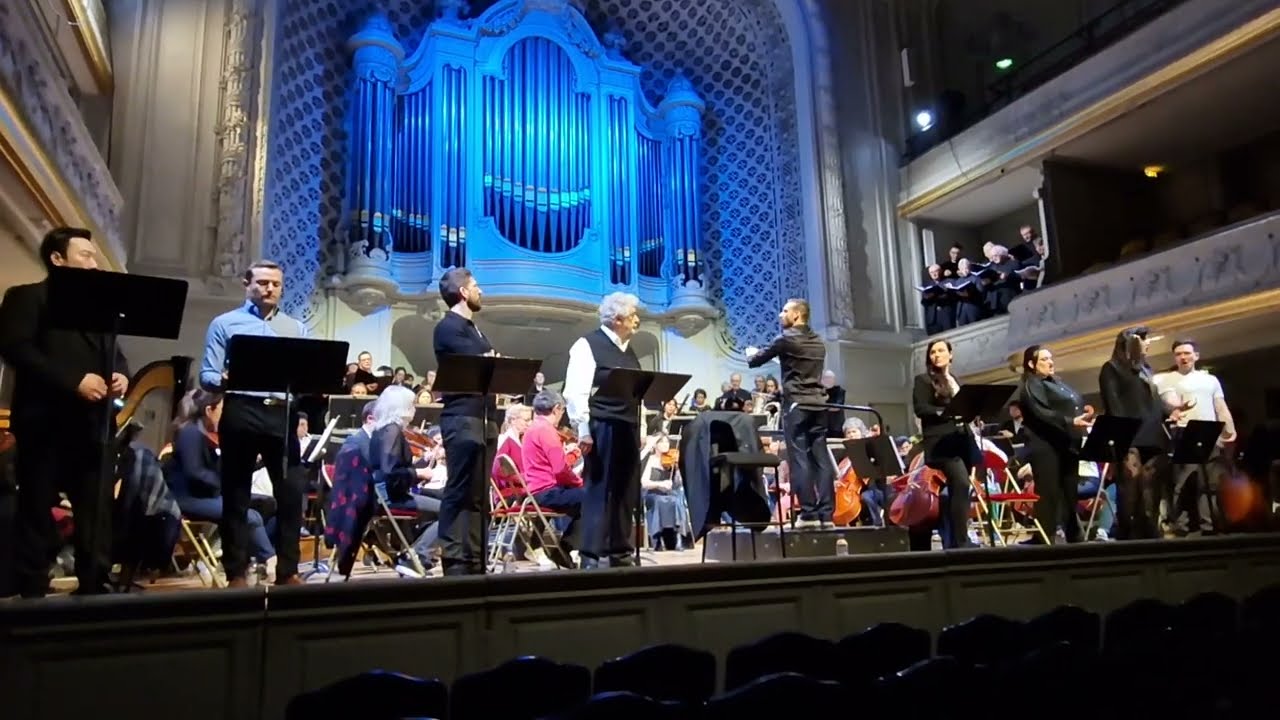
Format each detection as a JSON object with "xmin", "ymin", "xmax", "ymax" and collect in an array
[
  {"xmin": 492, "ymin": 404, "xmax": 532, "ymax": 499},
  {"xmin": 762, "ymin": 436, "xmax": 793, "ymax": 523},
  {"xmin": 688, "ymin": 388, "xmax": 711, "ymax": 413},
  {"xmin": 646, "ymin": 398, "xmax": 679, "ymax": 436},
  {"xmin": 639, "ymin": 434, "xmax": 691, "ymax": 550},
  {"xmin": 841, "ymin": 417, "xmax": 885, "ymax": 527},
  {"xmin": 368, "ymin": 386, "xmax": 441, "ymax": 573},
  {"xmin": 165, "ymin": 389, "xmax": 277, "ymax": 578},
  {"xmin": 523, "ymin": 389, "xmax": 585, "ymax": 550}
]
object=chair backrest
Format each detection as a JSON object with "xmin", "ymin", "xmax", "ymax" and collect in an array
[
  {"xmin": 704, "ymin": 672, "xmax": 845, "ymax": 720},
  {"xmin": 283, "ymin": 670, "xmax": 447, "ymax": 720},
  {"xmin": 879, "ymin": 657, "xmax": 981, "ymax": 717},
  {"xmin": 1104, "ymin": 597, "xmax": 1174, "ymax": 651},
  {"xmin": 1172, "ymin": 591, "xmax": 1238, "ymax": 639},
  {"xmin": 594, "ymin": 643, "xmax": 716, "ymax": 705},
  {"xmin": 551, "ymin": 691, "xmax": 685, "ymax": 720},
  {"xmin": 1024, "ymin": 605, "xmax": 1101, "ymax": 656},
  {"xmin": 724, "ymin": 631, "xmax": 842, "ymax": 690},
  {"xmin": 838, "ymin": 622, "xmax": 932, "ymax": 682},
  {"xmin": 1242, "ymin": 583, "xmax": 1280, "ymax": 636},
  {"xmin": 936, "ymin": 613, "xmax": 1027, "ymax": 668},
  {"xmin": 450, "ymin": 656, "xmax": 591, "ymax": 720}
]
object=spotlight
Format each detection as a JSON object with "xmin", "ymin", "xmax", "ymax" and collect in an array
[
  {"xmin": 914, "ymin": 110, "xmax": 934, "ymax": 131},
  {"xmin": 1143, "ymin": 165, "xmax": 1164, "ymax": 178},
  {"xmin": 995, "ymin": 57, "xmax": 1014, "ymax": 70}
]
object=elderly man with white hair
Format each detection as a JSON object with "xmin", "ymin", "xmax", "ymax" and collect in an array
[{"xmin": 563, "ymin": 292, "xmax": 644, "ymax": 569}]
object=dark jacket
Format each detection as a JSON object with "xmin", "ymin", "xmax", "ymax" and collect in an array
[
  {"xmin": 369, "ymin": 424, "xmax": 418, "ymax": 501},
  {"xmin": 165, "ymin": 422, "xmax": 221, "ymax": 500},
  {"xmin": 1020, "ymin": 374, "xmax": 1085, "ymax": 451},
  {"xmin": 1098, "ymin": 361, "xmax": 1169, "ymax": 451},
  {"xmin": 0, "ymin": 280, "xmax": 129, "ymax": 436},
  {"xmin": 912, "ymin": 372, "xmax": 978, "ymax": 466},
  {"xmin": 678, "ymin": 411, "xmax": 771, "ymax": 538}
]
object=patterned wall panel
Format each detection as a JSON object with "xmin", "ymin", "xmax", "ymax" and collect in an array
[{"xmin": 265, "ymin": 0, "xmax": 803, "ymax": 349}]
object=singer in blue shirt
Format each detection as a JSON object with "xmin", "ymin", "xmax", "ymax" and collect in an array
[{"xmin": 200, "ymin": 260, "xmax": 308, "ymax": 587}]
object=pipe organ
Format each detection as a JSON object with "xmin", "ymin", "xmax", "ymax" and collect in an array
[{"xmin": 340, "ymin": 0, "xmax": 716, "ymax": 328}]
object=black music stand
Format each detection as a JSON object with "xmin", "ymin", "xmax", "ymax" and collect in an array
[
  {"xmin": 942, "ymin": 384, "xmax": 1016, "ymax": 545},
  {"xmin": 595, "ymin": 368, "xmax": 691, "ymax": 566},
  {"xmin": 843, "ymin": 434, "xmax": 905, "ymax": 526},
  {"xmin": 1079, "ymin": 415, "xmax": 1141, "ymax": 537},
  {"xmin": 1171, "ymin": 420, "xmax": 1226, "ymax": 530},
  {"xmin": 46, "ymin": 268, "xmax": 189, "ymax": 592},
  {"xmin": 226, "ymin": 336, "xmax": 349, "ymax": 578},
  {"xmin": 433, "ymin": 354, "xmax": 542, "ymax": 572}
]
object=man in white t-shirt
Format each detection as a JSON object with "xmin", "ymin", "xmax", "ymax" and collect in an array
[{"xmin": 1153, "ymin": 338, "xmax": 1236, "ymax": 534}]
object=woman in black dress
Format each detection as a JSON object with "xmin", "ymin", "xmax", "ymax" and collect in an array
[
  {"xmin": 911, "ymin": 339, "xmax": 978, "ymax": 549},
  {"xmin": 1019, "ymin": 345, "xmax": 1094, "ymax": 544},
  {"xmin": 1098, "ymin": 326, "xmax": 1173, "ymax": 539}
]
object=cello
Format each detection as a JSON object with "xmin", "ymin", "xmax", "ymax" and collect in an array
[
  {"xmin": 888, "ymin": 451, "xmax": 947, "ymax": 529},
  {"xmin": 832, "ymin": 457, "xmax": 865, "ymax": 527}
]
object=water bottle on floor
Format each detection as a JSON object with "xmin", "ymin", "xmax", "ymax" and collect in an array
[
  {"xmin": 835, "ymin": 536, "xmax": 849, "ymax": 557},
  {"xmin": 247, "ymin": 559, "xmax": 259, "ymax": 586},
  {"xmin": 502, "ymin": 552, "xmax": 516, "ymax": 574}
]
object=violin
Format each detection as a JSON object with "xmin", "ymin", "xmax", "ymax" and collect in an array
[
  {"xmin": 660, "ymin": 447, "xmax": 680, "ymax": 470},
  {"xmin": 559, "ymin": 426, "xmax": 584, "ymax": 471},
  {"xmin": 833, "ymin": 457, "xmax": 866, "ymax": 527},
  {"xmin": 402, "ymin": 426, "xmax": 437, "ymax": 460}
]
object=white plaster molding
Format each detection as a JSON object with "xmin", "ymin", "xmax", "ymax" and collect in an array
[
  {"xmin": 1008, "ymin": 211, "xmax": 1280, "ymax": 348},
  {"xmin": 208, "ymin": 0, "xmax": 263, "ymax": 293}
]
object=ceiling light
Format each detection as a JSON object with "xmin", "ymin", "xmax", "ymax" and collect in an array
[
  {"xmin": 914, "ymin": 110, "xmax": 934, "ymax": 131},
  {"xmin": 1143, "ymin": 165, "xmax": 1164, "ymax": 178},
  {"xmin": 995, "ymin": 58, "xmax": 1014, "ymax": 70}
]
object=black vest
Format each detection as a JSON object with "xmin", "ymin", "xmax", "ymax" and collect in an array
[{"xmin": 584, "ymin": 328, "xmax": 641, "ymax": 424}]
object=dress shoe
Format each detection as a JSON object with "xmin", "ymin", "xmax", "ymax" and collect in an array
[
  {"xmin": 275, "ymin": 575, "xmax": 304, "ymax": 586},
  {"xmin": 608, "ymin": 554, "xmax": 637, "ymax": 568},
  {"xmin": 227, "ymin": 577, "xmax": 250, "ymax": 588}
]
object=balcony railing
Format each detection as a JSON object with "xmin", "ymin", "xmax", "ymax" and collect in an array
[{"xmin": 915, "ymin": 211, "xmax": 1280, "ymax": 377}]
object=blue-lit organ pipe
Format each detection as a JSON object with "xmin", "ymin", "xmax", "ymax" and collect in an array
[
  {"xmin": 393, "ymin": 86, "xmax": 432, "ymax": 254},
  {"xmin": 668, "ymin": 135, "xmax": 701, "ymax": 284},
  {"xmin": 346, "ymin": 23, "xmax": 400, "ymax": 257},
  {"xmin": 482, "ymin": 38, "xmax": 591, "ymax": 253},
  {"xmin": 637, "ymin": 135, "xmax": 663, "ymax": 278},
  {"xmin": 438, "ymin": 66, "xmax": 467, "ymax": 267},
  {"xmin": 608, "ymin": 95, "xmax": 633, "ymax": 285}
]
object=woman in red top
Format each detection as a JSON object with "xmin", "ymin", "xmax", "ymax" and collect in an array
[{"xmin": 491, "ymin": 403, "xmax": 532, "ymax": 499}]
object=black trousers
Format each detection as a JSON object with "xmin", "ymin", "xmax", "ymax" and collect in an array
[
  {"xmin": 1026, "ymin": 438, "xmax": 1082, "ymax": 542},
  {"xmin": 580, "ymin": 418, "xmax": 640, "ymax": 562},
  {"xmin": 438, "ymin": 414, "xmax": 492, "ymax": 573},
  {"xmin": 930, "ymin": 456, "xmax": 972, "ymax": 549},
  {"xmin": 219, "ymin": 395, "xmax": 302, "ymax": 580},
  {"xmin": 13, "ymin": 426, "xmax": 111, "ymax": 596},
  {"xmin": 783, "ymin": 408, "xmax": 836, "ymax": 521},
  {"xmin": 1117, "ymin": 447, "xmax": 1166, "ymax": 540}
]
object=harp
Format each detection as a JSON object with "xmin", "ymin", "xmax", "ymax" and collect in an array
[{"xmin": 116, "ymin": 356, "xmax": 193, "ymax": 450}]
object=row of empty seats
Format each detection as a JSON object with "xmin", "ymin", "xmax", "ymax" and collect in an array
[{"xmin": 286, "ymin": 583, "xmax": 1280, "ymax": 719}]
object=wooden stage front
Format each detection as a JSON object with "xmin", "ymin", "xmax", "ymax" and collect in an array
[{"xmin": 3, "ymin": 534, "xmax": 1279, "ymax": 720}]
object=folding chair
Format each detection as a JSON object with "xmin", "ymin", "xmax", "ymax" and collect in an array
[
  {"xmin": 1080, "ymin": 461, "xmax": 1116, "ymax": 539},
  {"xmin": 487, "ymin": 454, "xmax": 570, "ymax": 571},
  {"xmin": 177, "ymin": 518, "xmax": 225, "ymax": 588},
  {"xmin": 970, "ymin": 448, "xmax": 1050, "ymax": 545}
]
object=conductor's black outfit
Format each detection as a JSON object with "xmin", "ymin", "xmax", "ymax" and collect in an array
[
  {"xmin": 911, "ymin": 373, "xmax": 977, "ymax": 549},
  {"xmin": 0, "ymin": 280, "xmax": 129, "ymax": 597}
]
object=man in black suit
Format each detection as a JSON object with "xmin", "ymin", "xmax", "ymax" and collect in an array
[{"xmin": 0, "ymin": 228, "xmax": 130, "ymax": 598}]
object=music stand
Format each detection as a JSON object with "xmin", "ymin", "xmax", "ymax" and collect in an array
[
  {"xmin": 46, "ymin": 267, "xmax": 189, "ymax": 592},
  {"xmin": 226, "ymin": 336, "xmax": 349, "ymax": 578},
  {"xmin": 595, "ymin": 368, "xmax": 691, "ymax": 566},
  {"xmin": 432, "ymin": 354, "xmax": 542, "ymax": 572},
  {"xmin": 844, "ymin": 434, "xmax": 905, "ymax": 527},
  {"xmin": 1079, "ymin": 415, "xmax": 1142, "ymax": 538},
  {"xmin": 1171, "ymin": 420, "xmax": 1226, "ymax": 528}
]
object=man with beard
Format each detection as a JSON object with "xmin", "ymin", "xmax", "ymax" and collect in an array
[{"xmin": 432, "ymin": 267, "xmax": 497, "ymax": 575}]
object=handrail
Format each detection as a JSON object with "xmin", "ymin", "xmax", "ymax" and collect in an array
[{"xmin": 902, "ymin": 0, "xmax": 1189, "ymax": 163}]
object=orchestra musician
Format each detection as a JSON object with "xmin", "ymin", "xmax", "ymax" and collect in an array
[
  {"xmin": 200, "ymin": 259, "xmax": 308, "ymax": 587},
  {"xmin": 563, "ymin": 292, "xmax": 644, "ymax": 568},
  {"xmin": 522, "ymin": 390, "xmax": 586, "ymax": 552},
  {"xmin": 745, "ymin": 298, "xmax": 834, "ymax": 529},
  {"xmin": 1019, "ymin": 345, "xmax": 1092, "ymax": 544},
  {"xmin": 368, "ymin": 385, "xmax": 440, "ymax": 575},
  {"xmin": 911, "ymin": 339, "xmax": 977, "ymax": 549},
  {"xmin": 0, "ymin": 227, "xmax": 130, "ymax": 598},
  {"xmin": 432, "ymin": 267, "xmax": 496, "ymax": 576},
  {"xmin": 492, "ymin": 403, "xmax": 532, "ymax": 501}
]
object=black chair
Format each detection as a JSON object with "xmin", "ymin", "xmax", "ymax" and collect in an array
[
  {"xmin": 1241, "ymin": 583, "xmax": 1280, "ymax": 636},
  {"xmin": 936, "ymin": 613, "xmax": 1026, "ymax": 668},
  {"xmin": 879, "ymin": 657, "xmax": 982, "ymax": 720},
  {"xmin": 998, "ymin": 641, "xmax": 1088, "ymax": 713},
  {"xmin": 1171, "ymin": 591, "xmax": 1237, "ymax": 640},
  {"xmin": 723, "ymin": 631, "xmax": 843, "ymax": 690},
  {"xmin": 703, "ymin": 672, "xmax": 845, "ymax": 719},
  {"xmin": 284, "ymin": 670, "xmax": 447, "ymax": 720},
  {"xmin": 544, "ymin": 691, "xmax": 688, "ymax": 720},
  {"xmin": 837, "ymin": 622, "xmax": 932, "ymax": 682},
  {"xmin": 451, "ymin": 656, "xmax": 591, "ymax": 720},
  {"xmin": 705, "ymin": 451, "xmax": 784, "ymax": 561},
  {"xmin": 593, "ymin": 643, "xmax": 716, "ymax": 705},
  {"xmin": 1103, "ymin": 598, "xmax": 1174, "ymax": 651},
  {"xmin": 1024, "ymin": 605, "xmax": 1101, "ymax": 656}
]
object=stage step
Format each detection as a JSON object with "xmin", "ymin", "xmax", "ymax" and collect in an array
[{"xmin": 703, "ymin": 525, "xmax": 909, "ymax": 562}]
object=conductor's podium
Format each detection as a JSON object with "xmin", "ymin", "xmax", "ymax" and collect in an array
[{"xmin": 702, "ymin": 525, "xmax": 908, "ymax": 563}]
